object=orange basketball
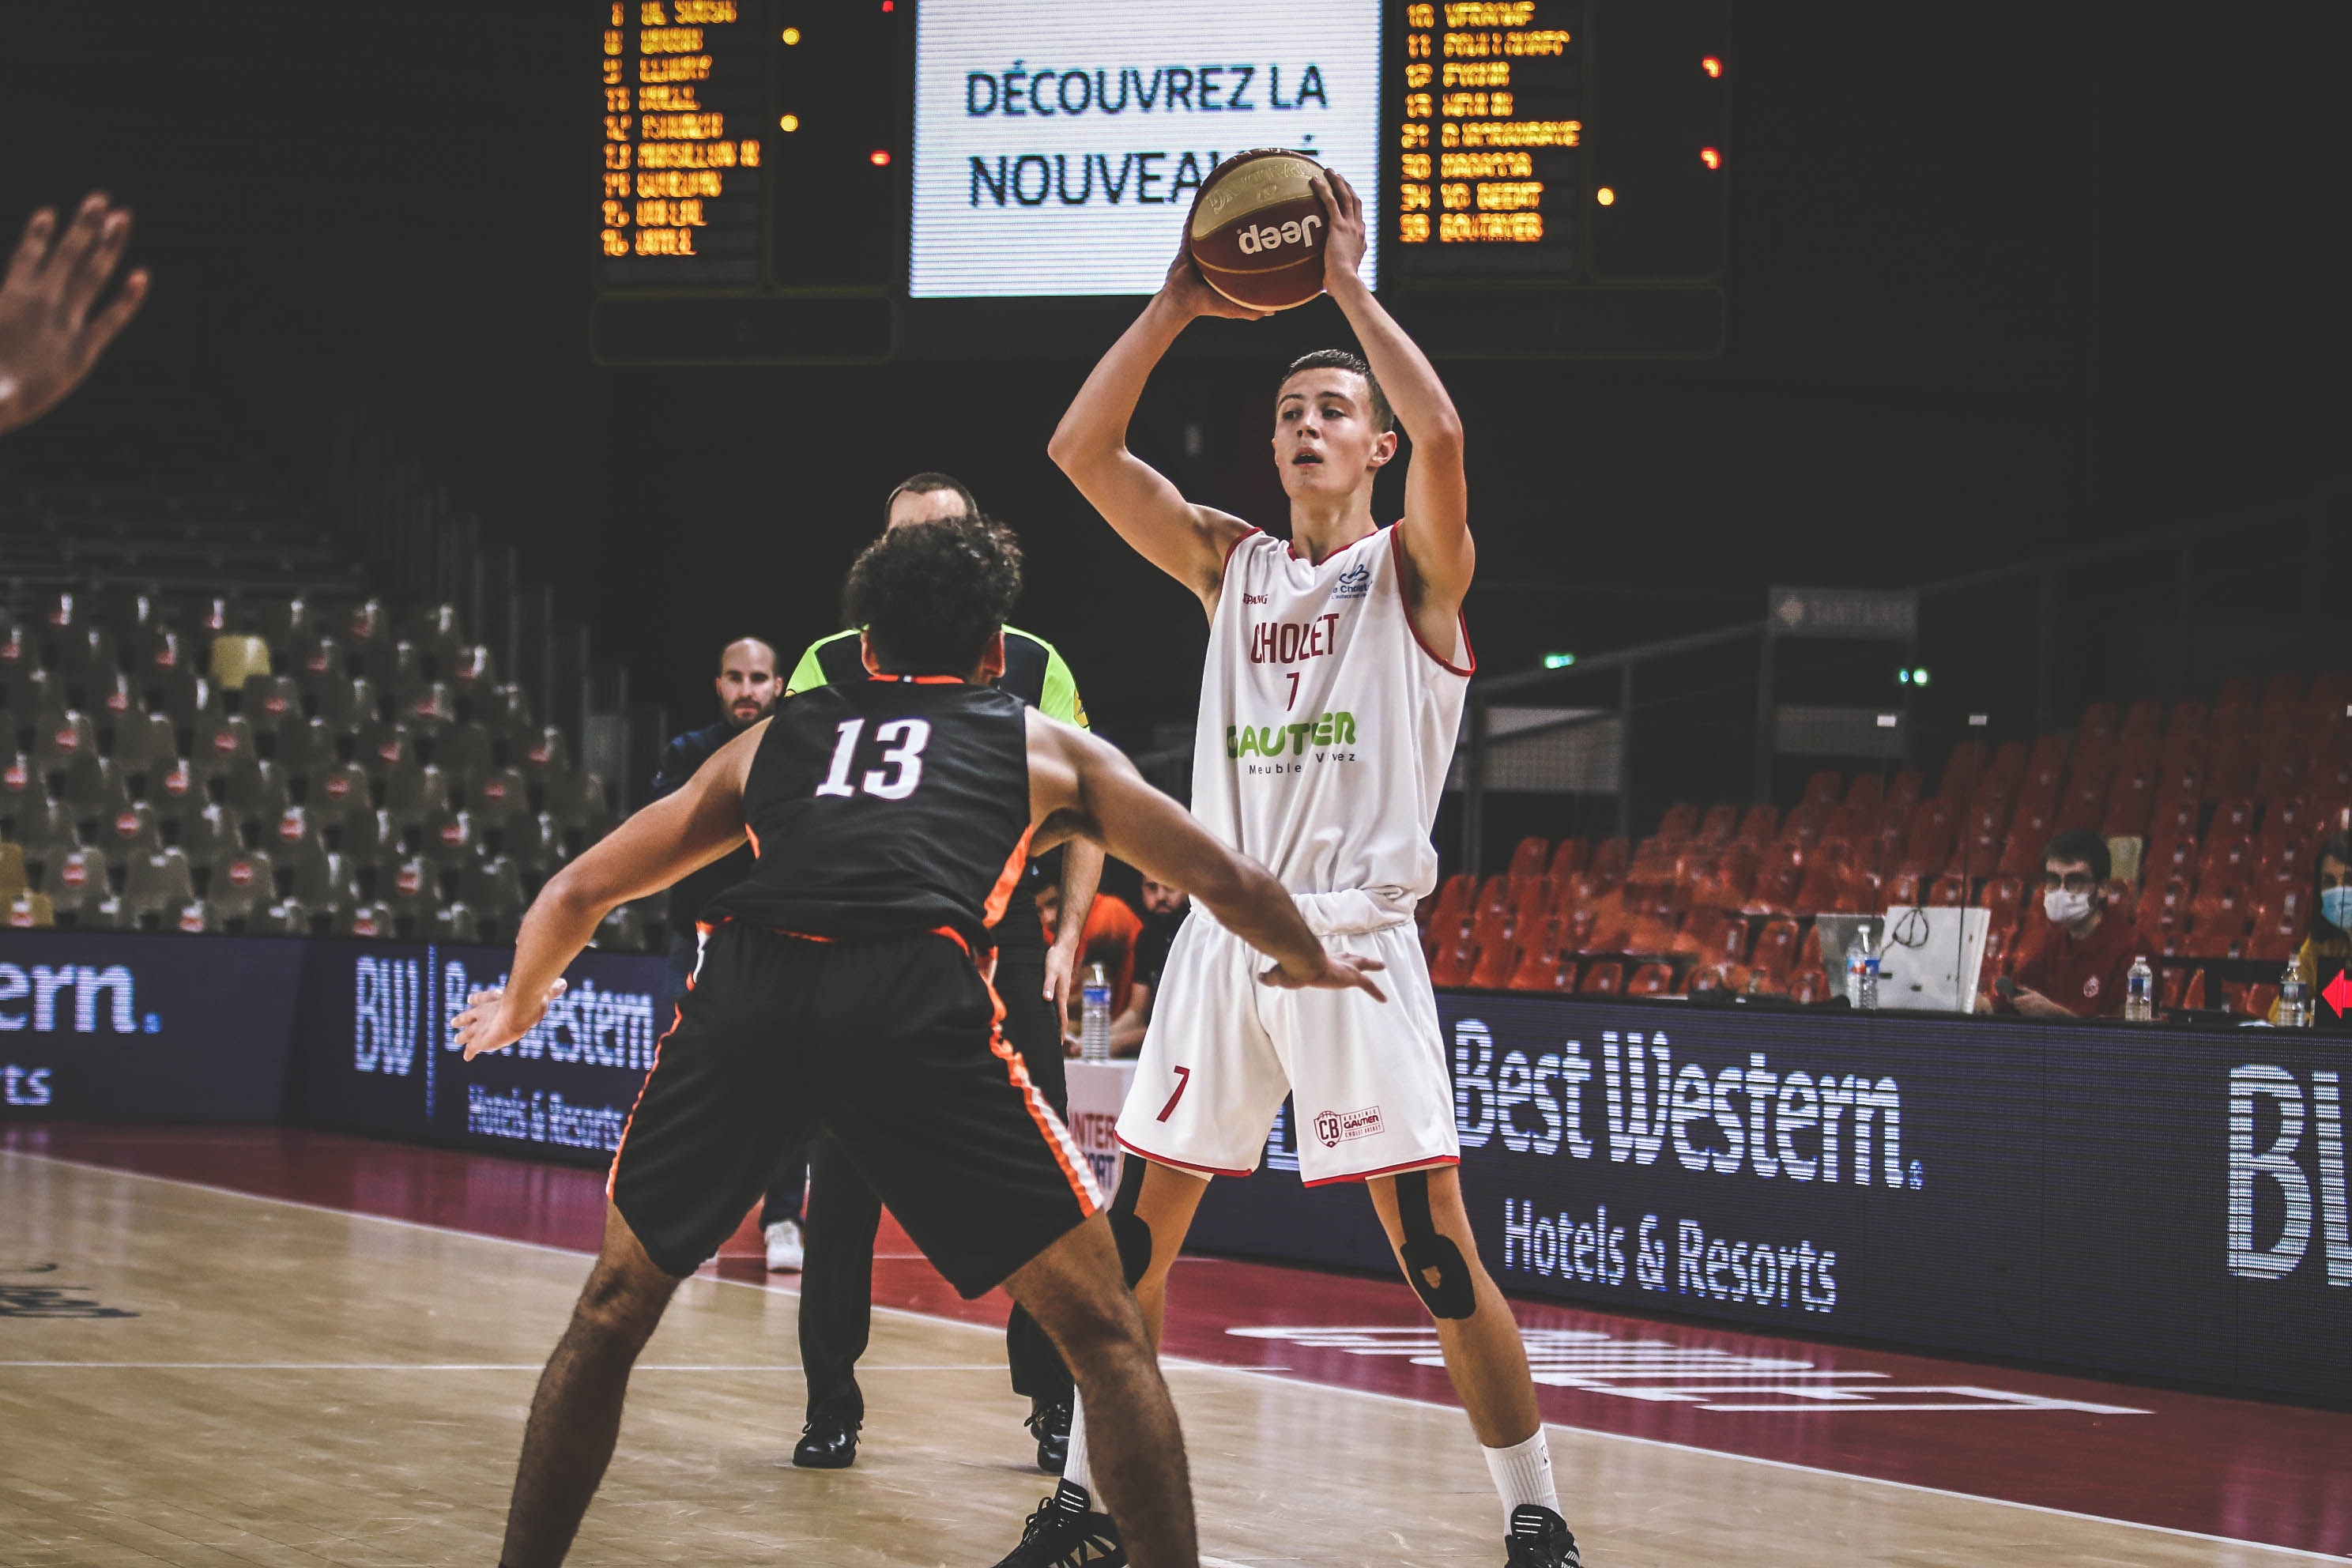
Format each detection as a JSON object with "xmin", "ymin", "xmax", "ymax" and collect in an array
[{"xmin": 1184, "ymin": 149, "xmax": 1331, "ymax": 311}]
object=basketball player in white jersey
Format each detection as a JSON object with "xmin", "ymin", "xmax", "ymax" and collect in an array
[{"xmin": 988, "ymin": 170, "xmax": 1581, "ymax": 1568}]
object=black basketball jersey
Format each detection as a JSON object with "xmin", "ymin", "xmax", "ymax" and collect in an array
[{"xmin": 703, "ymin": 677, "xmax": 1033, "ymax": 945}]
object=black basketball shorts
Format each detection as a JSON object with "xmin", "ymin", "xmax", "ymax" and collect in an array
[{"xmin": 608, "ymin": 920, "xmax": 1101, "ymax": 1294}]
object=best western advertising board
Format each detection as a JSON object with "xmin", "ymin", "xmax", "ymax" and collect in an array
[
  {"xmin": 1187, "ymin": 994, "xmax": 2352, "ymax": 1401},
  {"xmin": 0, "ymin": 932, "xmax": 305, "ymax": 1120},
  {"xmin": 290, "ymin": 940, "xmax": 669, "ymax": 1169}
]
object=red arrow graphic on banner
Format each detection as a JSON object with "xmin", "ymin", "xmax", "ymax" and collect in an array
[{"xmin": 2322, "ymin": 971, "xmax": 2352, "ymax": 1019}]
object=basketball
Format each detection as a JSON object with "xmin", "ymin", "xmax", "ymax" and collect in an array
[{"xmin": 1185, "ymin": 149, "xmax": 1332, "ymax": 311}]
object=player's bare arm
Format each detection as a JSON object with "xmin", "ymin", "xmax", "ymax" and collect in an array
[
  {"xmin": 1043, "ymin": 837, "xmax": 1106, "ymax": 1013},
  {"xmin": 453, "ymin": 722, "xmax": 765, "ymax": 1059},
  {"xmin": 1046, "ymin": 252, "xmax": 1259, "ymax": 614},
  {"xmin": 1023, "ymin": 710, "xmax": 1385, "ymax": 1001},
  {"xmin": 1311, "ymin": 168, "xmax": 1474, "ymax": 657}
]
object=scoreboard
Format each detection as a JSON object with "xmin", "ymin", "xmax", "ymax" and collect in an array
[{"xmin": 591, "ymin": 0, "xmax": 1728, "ymax": 364}]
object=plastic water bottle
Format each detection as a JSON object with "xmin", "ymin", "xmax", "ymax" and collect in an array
[
  {"xmin": 2124, "ymin": 956, "xmax": 2155, "ymax": 1023},
  {"xmin": 1081, "ymin": 962, "xmax": 1113, "ymax": 1061},
  {"xmin": 2278, "ymin": 960, "xmax": 2309, "ymax": 1028},
  {"xmin": 1846, "ymin": 926, "xmax": 1877, "ymax": 1011}
]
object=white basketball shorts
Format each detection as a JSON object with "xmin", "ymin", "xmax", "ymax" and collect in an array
[{"xmin": 1114, "ymin": 906, "xmax": 1460, "ymax": 1186}]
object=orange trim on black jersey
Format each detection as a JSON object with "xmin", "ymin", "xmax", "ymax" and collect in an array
[
  {"xmin": 869, "ymin": 673, "xmax": 968, "ymax": 684},
  {"xmin": 982, "ymin": 824, "xmax": 1038, "ymax": 930},
  {"xmin": 933, "ymin": 925, "xmax": 1101, "ymax": 1214},
  {"xmin": 609, "ymin": 920, "xmax": 718, "ymax": 1200},
  {"xmin": 744, "ymin": 824, "xmax": 761, "ymax": 858}
]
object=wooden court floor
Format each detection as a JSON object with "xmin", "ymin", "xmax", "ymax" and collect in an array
[{"xmin": 0, "ymin": 1144, "xmax": 2336, "ymax": 1567}]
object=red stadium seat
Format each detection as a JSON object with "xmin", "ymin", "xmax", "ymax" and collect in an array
[
  {"xmin": 1782, "ymin": 854, "xmax": 1840, "ymax": 917},
  {"xmin": 1578, "ymin": 961, "xmax": 1623, "ymax": 996},
  {"xmin": 1883, "ymin": 870, "xmax": 1924, "ymax": 910},
  {"xmin": 1546, "ymin": 838, "xmax": 1590, "ymax": 881},
  {"xmin": 1626, "ymin": 961, "xmax": 1675, "ymax": 998},
  {"xmin": 1506, "ymin": 835, "xmax": 1549, "ymax": 882},
  {"xmin": 1656, "ymin": 801, "xmax": 1701, "ymax": 842},
  {"xmin": 2079, "ymin": 701, "xmax": 2121, "ymax": 741},
  {"xmin": 1833, "ymin": 864, "xmax": 1884, "ymax": 914},
  {"xmin": 1977, "ymin": 873, "xmax": 2026, "ymax": 931},
  {"xmin": 2120, "ymin": 699, "xmax": 2164, "ymax": 742},
  {"xmin": 1844, "ymin": 771, "xmax": 1886, "ymax": 812},
  {"xmin": 1787, "ymin": 967, "xmax": 1832, "ymax": 1005},
  {"xmin": 1694, "ymin": 804, "xmax": 1740, "ymax": 844},
  {"xmin": 1430, "ymin": 932, "xmax": 1478, "ymax": 988},
  {"xmin": 1751, "ymin": 916, "xmax": 1802, "ymax": 981},
  {"xmin": 1585, "ymin": 835, "xmax": 1629, "ymax": 878},
  {"xmin": 1468, "ymin": 937, "xmax": 1517, "ymax": 991},
  {"xmin": 1926, "ymin": 873, "xmax": 1969, "ymax": 908},
  {"xmin": 1735, "ymin": 805, "xmax": 1778, "ymax": 846},
  {"xmin": 1508, "ymin": 951, "xmax": 1576, "ymax": 993},
  {"xmin": 1936, "ymin": 742, "xmax": 1987, "ymax": 806},
  {"xmin": 1801, "ymin": 770, "xmax": 1842, "ymax": 808}
]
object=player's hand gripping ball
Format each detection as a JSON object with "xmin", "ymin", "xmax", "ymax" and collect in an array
[{"xmin": 1185, "ymin": 149, "xmax": 1333, "ymax": 311}]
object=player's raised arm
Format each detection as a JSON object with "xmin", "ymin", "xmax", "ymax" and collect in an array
[
  {"xmin": 1046, "ymin": 251, "xmax": 1260, "ymax": 613},
  {"xmin": 1024, "ymin": 711, "xmax": 1385, "ymax": 1000},
  {"xmin": 453, "ymin": 722, "xmax": 763, "ymax": 1058},
  {"xmin": 1312, "ymin": 169, "xmax": 1475, "ymax": 632}
]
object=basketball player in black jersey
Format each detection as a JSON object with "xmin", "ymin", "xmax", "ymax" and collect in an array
[{"xmin": 453, "ymin": 515, "xmax": 1385, "ymax": 1568}]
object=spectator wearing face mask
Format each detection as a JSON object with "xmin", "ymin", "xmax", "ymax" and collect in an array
[
  {"xmin": 2272, "ymin": 830, "xmax": 2352, "ymax": 1028},
  {"xmin": 1997, "ymin": 827, "xmax": 2150, "ymax": 1020}
]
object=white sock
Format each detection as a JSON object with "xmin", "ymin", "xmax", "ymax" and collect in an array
[
  {"xmin": 1061, "ymin": 1391, "xmax": 1092, "ymax": 1496},
  {"xmin": 1482, "ymin": 1428, "xmax": 1560, "ymax": 1527}
]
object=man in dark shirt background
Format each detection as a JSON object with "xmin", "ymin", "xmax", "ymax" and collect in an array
[{"xmin": 649, "ymin": 635, "xmax": 804, "ymax": 1269}]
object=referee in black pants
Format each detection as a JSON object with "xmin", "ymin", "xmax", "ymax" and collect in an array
[{"xmin": 785, "ymin": 473, "xmax": 1101, "ymax": 1472}]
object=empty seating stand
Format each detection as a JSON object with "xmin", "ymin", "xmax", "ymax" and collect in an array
[
  {"xmin": 0, "ymin": 489, "xmax": 653, "ymax": 947},
  {"xmin": 1417, "ymin": 671, "xmax": 2348, "ymax": 1017}
]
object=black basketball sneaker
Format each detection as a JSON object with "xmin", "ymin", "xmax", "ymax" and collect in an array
[
  {"xmin": 990, "ymin": 1479, "xmax": 1125, "ymax": 1567},
  {"xmin": 1503, "ymin": 1504, "xmax": 1581, "ymax": 1567},
  {"xmin": 1026, "ymin": 1397, "xmax": 1072, "ymax": 1475}
]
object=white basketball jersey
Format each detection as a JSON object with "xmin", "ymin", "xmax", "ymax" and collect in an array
[{"xmin": 1188, "ymin": 526, "xmax": 1472, "ymax": 921}]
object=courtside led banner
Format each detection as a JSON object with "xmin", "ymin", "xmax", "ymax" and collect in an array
[
  {"xmin": 1188, "ymin": 993, "xmax": 2352, "ymax": 1401},
  {"xmin": 8, "ymin": 933, "xmax": 2341, "ymax": 1399},
  {"xmin": 290, "ymin": 939, "xmax": 668, "ymax": 1167},
  {"xmin": 910, "ymin": 0, "xmax": 1382, "ymax": 296}
]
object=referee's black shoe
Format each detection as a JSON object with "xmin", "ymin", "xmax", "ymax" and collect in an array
[
  {"xmin": 1502, "ymin": 1504, "xmax": 1581, "ymax": 1567},
  {"xmin": 1026, "ymin": 1396, "xmax": 1072, "ymax": 1474},
  {"xmin": 989, "ymin": 1479, "xmax": 1125, "ymax": 1567},
  {"xmin": 791, "ymin": 1416, "xmax": 858, "ymax": 1468}
]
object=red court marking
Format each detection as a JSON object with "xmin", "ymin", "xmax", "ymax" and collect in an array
[{"xmin": 6, "ymin": 1123, "xmax": 2346, "ymax": 1556}]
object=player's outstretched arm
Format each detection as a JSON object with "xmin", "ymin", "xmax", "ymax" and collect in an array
[
  {"xmin": 452, "ymin": 722, "xmax": 764, "ymax": 1058},
  {"xmin": 1046, "ymin": 250, "xmax": 1258, "ymax": 613},
  {"xmin": 1026, "ymin": 713, "xmax": 1385, "ymax": 1000},
  {"xmin": 1311, "ymin": 170, "xmax": 1474, "ymax": 639}
]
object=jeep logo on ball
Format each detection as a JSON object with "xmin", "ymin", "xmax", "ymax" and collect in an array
[{"xmin": 1236, "ymin": 213, "xmax": 1322, "ymax": 255}]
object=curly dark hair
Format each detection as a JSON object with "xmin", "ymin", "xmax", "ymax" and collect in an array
[
  {"xmin": 1280, "ymin": 348, "xmax": 1394, "ymax": 433},
  {"xmin": 842, "ymin": 514, "xmax": 1023, "ymax": 675}
]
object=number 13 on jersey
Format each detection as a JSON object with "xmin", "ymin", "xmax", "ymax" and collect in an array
[{"xmin": 815, "ymin": 718, "xmax": 931, "ymax": 801}]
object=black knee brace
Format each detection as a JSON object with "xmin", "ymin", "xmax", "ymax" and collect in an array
[
  {"xmin": 1395, "ymin": 1170, "xmax": 1476, "ymax": 1319},
  {"xmin": 1108, "ymin": 1155, "xmax": 1152, "ymax": 1287}
]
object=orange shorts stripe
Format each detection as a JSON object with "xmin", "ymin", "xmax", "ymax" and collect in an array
[{"xmin": 933, "ymin": 925, "xmax": 1101, "ymax": 1215}]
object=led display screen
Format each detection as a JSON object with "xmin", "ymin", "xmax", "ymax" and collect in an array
[
  {"xmin": 909, "ymin": 0, "xmax": 1384, "ymax": 297},
  {"xmin": 1189, "ymin": 993, "xmax": 2352, "ymax": 1401}
]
